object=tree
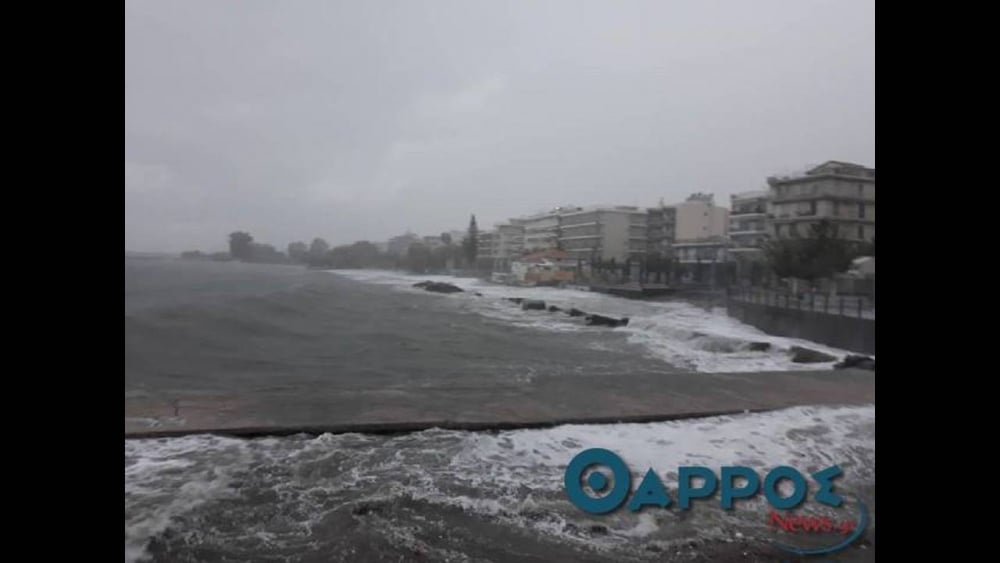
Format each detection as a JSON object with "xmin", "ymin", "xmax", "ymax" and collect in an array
[
  {"xmin": 308, "ymin": 238, "xmax": 330, "ymax": 265},
  {"xmin": 764, "ymin": 220, "xmax": 855, "ymax": 283},
  {"xmin": 405, "ymin": 242, "xmax": 432, "ymax": 273},
  {"xmin": 441, "ymin": 232, "xmax": 453, "ymax": 245},
  {"xmin": 463, "ymin": 214, "xmax": 478, "ymax": 267},
  {"xmin": 327, "ymin": 241, "xmax": 385, "ymax": 269},
  {"xmin": 287, "ymin": 241, "xmax": 308, "ymax": 262},
  {"xmin": 229, "ymin": 231, "xmax": 254, "ymax": 261},
  {"xmin": 250, "ymin": 243, "xmax": 287, "ymax": 264}
]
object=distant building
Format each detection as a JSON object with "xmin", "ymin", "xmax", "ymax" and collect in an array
[
  {"xmin": 518, "ymin": 209, "xmax": 565, "ymax": 253},
  {"xmin": 646, "ymin": 203, "xmax": 677, "ymax": 258},
  {"xmin": 386, "ymin": 232, "xmax": 421, "ymax": 256},
  {"xmin": 673, "ymin": 194, "xmax": 729, "ymax": 265},
  {"xmin": 558, "ymin": 206, "xmax": 647, "ymax": 262},
  {"xmin": 490, "ymin": 221, "xmax": 525, "ymax": 272},
  {"xmin": 422, "ymin": 235, "xmax": 446, "ymax": 250},
  {"xmin": 477, "ymin": 230, "xmax": 497, "ymax": 259},
  {"xmin": 728, "ymin": 190, "xmax": 770, "ymax": 258},
  {"xmin": 767, "ymin": 161, "xmax": 875, "ymax": 243}
]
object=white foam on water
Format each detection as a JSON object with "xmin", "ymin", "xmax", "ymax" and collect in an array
[
  {"xmin": 125, "ymin": 435, "xmax": 251, "ymax": 563},
  {"xmin": 436, "ymin": 404, "xmax": 875, "ymax": 546},
  {"xmin": 329, "ymin": 269, "xmax": 855, "ymax": 372},
  {"xmin": 125, "ymin": 406, "xmax": 875, "ymax": 558},
  {"xmin": 449, "ymin": 404, "xmax": 875, "ymax": 490}
]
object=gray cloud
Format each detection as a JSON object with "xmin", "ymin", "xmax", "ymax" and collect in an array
[{"xmin": 125, "ymin": 0, "xmax": 874, "ymax": 252}]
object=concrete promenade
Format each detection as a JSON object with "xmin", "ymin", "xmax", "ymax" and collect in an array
[{"xmin": 126, "ymin": 368, "xmax": 875, "ymax": 438}]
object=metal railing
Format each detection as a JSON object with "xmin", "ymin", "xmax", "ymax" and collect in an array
[{"xmin": 726, "ymin": 287, "xmax": 875, "ymax": 319}]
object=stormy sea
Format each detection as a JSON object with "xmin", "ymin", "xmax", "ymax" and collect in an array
[{"xmin": 125, "ymin": 258, "xmax": 875, "ymax": 562}]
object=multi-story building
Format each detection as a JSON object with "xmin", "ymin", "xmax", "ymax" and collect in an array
[
  {"xmin": 422, "ymin": 235, "xmax": 446, "ymax": 250},
  {"xmin": 386, "ymin": 232, "xmax": 421, "ymax": 256},
  {"xmin": 767, "ymin": 161, "xmax": 875, "ymax": 242},
  {"xmin": 494, "ymin": 222, "xmax": 525, "ymax": 259},
  {"xmin": 558, "ymin": 206, "xmax": 647, "ymax": 262},
  {"xmin": 728, "ymin": 190, "xmax": 770, "ymax": 257},
  {"xmin": 519, "ymin": 209, "xmax": 564, "ymax": 253},
  {"xmin": 490, "ymin": 221, "xmax": 525, "ymax": 272},
  {"xmin": 646, "ymin": 203, "xmax": 677, "ymax": 258},
  {"xmin": 477, "ymin": 230, "xmax": 497, "ymax": 260},
  {"xmin": 672, "ymin": 193, "xmax": 729, "ymax": 265}
]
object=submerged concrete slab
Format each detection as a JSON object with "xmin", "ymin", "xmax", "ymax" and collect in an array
[{"xmin": 125, "ymin": 368, "xmax": 875, "ymax": 438}]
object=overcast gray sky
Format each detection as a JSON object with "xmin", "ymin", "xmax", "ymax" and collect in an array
[{"xmin": 125, "ymin": 0, "xmax": 874, "ymax": 253}]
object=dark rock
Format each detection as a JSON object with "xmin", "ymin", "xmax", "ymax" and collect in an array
[
  {"xmin": 789, "ymin": 346, "xmax": 837, "ymax": 363},
  {"xmin": 746, "ymin": 342, "xmax": 772, "ymax": 352},
  {"xmin": 547, "ymin": 305, "xmax": 562, "ymax": 312},
  {"xmin": 566, "ymin": 308, "xmax": 587, "ymax": 317},
  {"xmin": 473, "ymin": 292, "xmax": 483, "ymax": 297},
  {"xmin": 351, "ymin": 502, "xmax": 386, "ymax": 516},
  {"xmin": 834, "ymin": 354, "xmax": 876, "ymax": 370},
  {"xmin": 586, "ymin": 314, "xmax": 630, "ymax": 328},
  {"xmin": 588, "ymin": 524, "xmax": 609, "ymax": 535},
  {"xmin": 505, "ymin": 297, "xmax": 524, "ymax": 304},
  {"xmin": 522, "ymin": 299, "xmax": 546, "ymax": 311},
  {"xmin": 415, "ymin": 281, "xmax": 464, "ymax": 294}
]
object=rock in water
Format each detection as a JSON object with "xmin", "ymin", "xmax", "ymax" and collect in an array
[
  {"xmin": 746, "ymin": 342, "xmax": 772, "ymax": 352},
  {"xmin": 834, "ymin": 354, "xmax": 876, "ymax": 370},
  {"xmin": 789, "ymin": 346, "xmax": 837, "ymax": 363},
  {"xmin": 415, "ymin": 281, "xmax": 464, "ymax": 294},
  {"xmin": 522, "ymin": 299, "xmax": 546, "ymax": 311},
  {"xmin": 566, "ymin": 308, "xmax": 587, "ymax": 317},
  {"xmin": 585, "ymin": 314, "xmax": 630, "ymax": 327},
  {"xmin": 547, "ymin": 305, "xmax": 562, "ymax": 312}
]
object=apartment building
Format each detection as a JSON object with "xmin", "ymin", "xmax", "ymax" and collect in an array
[
  {"xmin": 477, "ymin": 230, "xmax": 497, "ymax": 259},
  {"xmin": 728, "ymin": 190, "xmax": 770, "ymax": 257},
  {"xmin": 494, "ymin": 222, "xmax": 525, "ymax": 259},
  {"xmin": 386, "ymin": 232, "xmax": 421, "ymax": 256},
  {"xmin": 672, "ymin": 194, "xmax": 730, "ymax": 264},
  {"xmin": 558, "ymin": 206, "xmax": 647, "ymax": 262},
  {"xmin": 646, "ymin": 203, "xmax": 677, "ymax": 258},
  {"xmin": 767, "ymin": 161, "xmax": 875, "ymax": 242},
  {"xmin": 519, "ymin": 209, "xmax": 563, "ymax": 253}
]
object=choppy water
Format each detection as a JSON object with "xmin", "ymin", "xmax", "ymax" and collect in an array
[{"xmin": 124, "ymin": 259, "xmax": 874, "ymax": 562}]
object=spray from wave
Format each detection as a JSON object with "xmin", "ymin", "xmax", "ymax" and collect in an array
[{"xmin": 330, "ymin": 270, "xmax": 850, "ymax": 372}]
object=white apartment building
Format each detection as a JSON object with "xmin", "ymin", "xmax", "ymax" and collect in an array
[
  {"xmin": 477, "ymin": 230, "xmax": 497, "ymax": 259},
  {"xmin": 767, "ymin": 161, "xmax": 875, "ymax": 242},
  {"xmin": 646, "ymin": 204, "xmax": 677, "ymax": 257},
  {"xmin": 519, "ymin": 209, "xmax": 563, "ymax": 253},
  {"xmin": 672, "ymin": 194, "xmax": 730, "ymax": 264},
  {"xmin": 558, "ymin": 206, "xmax": 647, "ymax": 262},
  {"xmin": 728, "ymin": 190, "xmax": 770, "ymax": 257}
]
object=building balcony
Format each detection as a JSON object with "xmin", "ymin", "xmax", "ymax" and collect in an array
[
  {"xmin": 770, "ymin": 216, "xmax": 875, "ymax": 224},
  {"xmin": 770, "ymin": 193, "xmax": 875, "ymax": 204}
]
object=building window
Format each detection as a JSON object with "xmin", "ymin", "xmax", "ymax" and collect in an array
[
  {"xmin": 858, "ymin": 203, "xmax": 866, "ymax": 219},
  {"xmin": 857, "ymin": 225, "xmax": 864, "ymax": 240},
  {"xmin": 858, "ymin": 183, "xmax": 864, "ymax": 197}
]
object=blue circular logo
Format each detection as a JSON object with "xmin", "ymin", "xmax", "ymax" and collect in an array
[{"xmin": 564, "ymin": 448, "xmax": 631, "ymax": 514}]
